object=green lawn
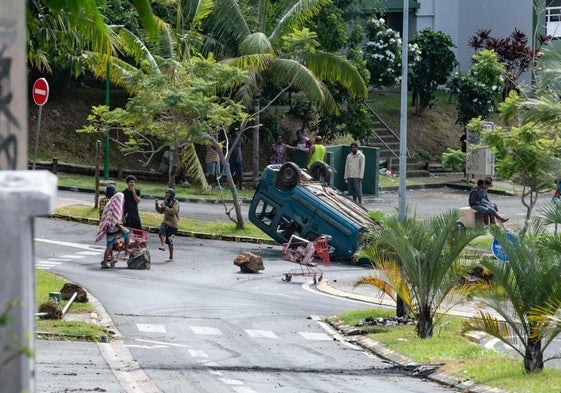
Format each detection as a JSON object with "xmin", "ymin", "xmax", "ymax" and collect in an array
[{"xmin": 338, "ymin": 308, "xmax": 561, "ymax": 393}]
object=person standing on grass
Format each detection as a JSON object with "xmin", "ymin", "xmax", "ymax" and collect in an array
[
  {"xmin": 155, "ymin": 188, "xmax": 180, "ymax": 262},
  {"xmin": 344, "ymin": 142, "xmax": 365, "ymax": 205},
  {"xmin": 122, "ymin": 175, "xmax": 142, "ymax": 229}
]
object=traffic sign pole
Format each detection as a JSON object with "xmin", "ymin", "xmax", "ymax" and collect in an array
[{"xmin": 31, "ymin": 78, "xmax": 49, "ymax": 170}]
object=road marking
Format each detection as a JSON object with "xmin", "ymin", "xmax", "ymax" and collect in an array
[
  {"xmin": 191, "ymin": 326, "xmax": 222, "ymax": 335},
  {"xmin": 245, "ymin": 329, "xmax": 278, "ymax": 339},
  {"xmin": 208, "ymin": 369, "xmax": 223, "ymax": 376},
  {"xmin": 77, "ymin": 250, "xmax": 103, "ymax": 256},
  {"xmin": 136, "ymin": 323, "xmax": 166, "ymax": 333},
  {"xmin": 188, "ymin": 349, "xmax": 209, "ymax": 358},
  {"xmin": 60, "ymin": 254, "xmax": 87, "ymax": 259},
  {"xmin": 219, "ymin": 378, "xmax": 243, "ymax": 385},
  {"xmin": 125, "ymin": 344, "xmax": 168, "ymax": 349},
  {"xmin": 232, "ymin": 387, "xmax": 259, "ymax": 393},
  {"xmin": 298, "ymin": 332, "xmax": 331, "ymax": 341},
  {"xmin": 36, "ymin": 238, "xmax": 104, "ymax": 250},
  {"xmin": 132, "ymin": 338, "xmax": 191, "ymax": 348}
]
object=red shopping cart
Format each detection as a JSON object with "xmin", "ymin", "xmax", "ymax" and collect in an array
[
  {"xmin": 110, "ymin": 227, "xmax": 149, "ymax": 267},
  {"xmin": 280, "ymin": 234, "xmax": 331, "ymax": 283}
]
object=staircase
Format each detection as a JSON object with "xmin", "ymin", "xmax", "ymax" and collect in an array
[{"xmin": 363, "ymin": 101, "xmax": 430, "ymax": 177}]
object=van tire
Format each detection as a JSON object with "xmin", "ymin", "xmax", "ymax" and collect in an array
[
  {"xmin": 309, "ymin": 161, "xmax": 332, "ymax": 183},
  {"xmin": 275, "ymin": 162, "xmax": 301, "ymax": 191}
]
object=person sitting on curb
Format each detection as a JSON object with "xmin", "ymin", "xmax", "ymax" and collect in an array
[
  {"xmin": 469, "ymin": 179, "xmax": 508, "ymax": 225},
  {"xmin": 155, "ymin": 188, "xmax": 180, "ymax": 262}
]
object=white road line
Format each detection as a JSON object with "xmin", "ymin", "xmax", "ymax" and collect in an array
[
  {"xmin": 77, "ymin": 250, "xmax": 103, "ymax": 256},
  {"xmin": 188, "ymin": 349, "xmax": 209, "ymax": 358},
  {"xmin": 131, "ymin": 338, "xmax": 191, "ymax": 348},
  {"xmin": 245, "ymin": 329, "xmax": 278, "ymax": 339},
  {"xmin": 125, "ymin": 344, "xmax": 169, "ymax": 349},
  {"xmin": 219, "ymin": 378, "xmax": 243, "ymax": 385},
  {"xmin": 191, "ymin": 326, "xmax": 222, "ymax": 335},
  {"xmin": 36, "ymin": 238, "xmax": 103, "ymax": 250},
  {"xmin": 136, "ymin": 323, "xmax": 166, "ymax": 333},
  {"xmin": 60, "ymin": 254, "xmax": 87, "ymax": 259},
  {"xmin": 298, "ymin": 332, "xmax": 332, "ymax": 341},
  {"xmin": 232, "ymin": 387, "xmax": 259, "ymax": 393}
]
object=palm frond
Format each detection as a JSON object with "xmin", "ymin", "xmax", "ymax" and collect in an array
[
  {"xmin": 181, "ymin": 143, "xmax": 209, "ymax": 191},
  {"xmin": 269, "ymin": 0, "xmax": 329, "ymax": 45},
  {"xmin": 304, "ymin": 50, "xmax": 368, "ymax": 98},
  {"xmin": 463, "ymin": 312, "xmax": 524, "ymax": 357},
  {"xmin": 268, "ymin": 58, "xmax": 339, "ymax": 114},
  {"xmin": 240, "ymin": 33, "xmax": 275, "ymax": 56},
  {"xmin": 203, "ymin": 0, "xmax": 251, "ymax": 52}
]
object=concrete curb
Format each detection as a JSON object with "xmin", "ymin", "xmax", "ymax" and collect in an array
[{"xmin": 325, "ymin": 315, "xmax": 510, "ymax": 393}]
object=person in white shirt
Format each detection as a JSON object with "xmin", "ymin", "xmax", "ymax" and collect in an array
[{"xmin": 344, "ymin": 142, "xmax": 365, "ymax": 205}]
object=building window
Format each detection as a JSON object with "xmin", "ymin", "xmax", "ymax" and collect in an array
[{"xmin": 546, "ymin": 2, "xmax": 561, "ymax": 38}]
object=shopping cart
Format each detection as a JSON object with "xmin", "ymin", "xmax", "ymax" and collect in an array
[
  {"xmin": 280, "ymin": 234, "xmax": 331, "ymax": 284},
  {"xmin": 110, "ymin": 227, "xmax": 149, "ymax": 267}
]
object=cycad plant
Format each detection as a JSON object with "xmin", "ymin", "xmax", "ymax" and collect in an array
[
  {"xmin": 463, "ymin": 220, "xmax": 561, "ymax": 372},
  {"xmin": 356, "ymin": 210, "xmax": 486, "ymax": 338}
]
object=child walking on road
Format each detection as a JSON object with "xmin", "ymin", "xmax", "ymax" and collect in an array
[
  {"xmin": 155, "ymin": 188, "xmax": 180, "ymax": 262},
  {"xmin": 96, "ymin": 192, "xmax": 131, "ymax": 268}
]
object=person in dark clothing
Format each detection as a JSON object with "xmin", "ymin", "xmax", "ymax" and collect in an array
[
  {"xmin": 469, "ymin": 179, "xmax": 508, "ymax": 225},
  {"xmin": 228, "ymin": 129, "xmax": 244, "ymax": 190},
  {"xmin": 122, "ymin": 175, "xmax": 142, "ymax": 229}
]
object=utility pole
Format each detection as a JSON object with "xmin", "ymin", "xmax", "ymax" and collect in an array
[{"xmin": 0, "ymin": 2, "xmax": 57, "ymax": 392}]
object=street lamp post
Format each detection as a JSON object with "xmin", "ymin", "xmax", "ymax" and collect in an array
[{"xmin": 104, "ymin": 61, "xmax": 110, "ymax": 180}]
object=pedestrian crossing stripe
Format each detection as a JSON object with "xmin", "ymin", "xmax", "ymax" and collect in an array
[
  {"xmin": 77, "ymin": 251, "xmax": 103, "ymax": 256},
  {"xmin": 298, "ymin": 332, "xmax": 331, "ymax": 340},
  {"xmin": 188, "ymin": 349, "xmax": 208, "ymax": 358},
  {"xmin": 191, "ymin": 326, "xmax": 222, "ymax": 335},
  {"xmin": 245, "ymin": 329, "xmax": 278, "ymax": 338},
  {"xmin": 136, "ymin": 323, "xmax": 166, "ymax": 333}
]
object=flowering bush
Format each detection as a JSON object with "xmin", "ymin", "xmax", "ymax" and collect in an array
[{"xmin": 362, "ymin": 18, "xmax": 419, "ymax": 88}]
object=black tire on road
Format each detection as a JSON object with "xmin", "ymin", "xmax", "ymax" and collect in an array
[{"xmin": 275, "ymin": 162, "xmax": 301, "ymax": 191}]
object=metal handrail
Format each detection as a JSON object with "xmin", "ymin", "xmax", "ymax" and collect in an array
[{"xmin": 363, "ymin": 101, "xmax": 411, "ymax": 159}]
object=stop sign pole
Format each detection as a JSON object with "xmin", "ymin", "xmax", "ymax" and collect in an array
[{"xmin": 32, "ymin": 78, "xmax": 49, "ymax": 170}]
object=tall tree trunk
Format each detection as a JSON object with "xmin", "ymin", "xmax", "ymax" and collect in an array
[
  {"xmin": 252, "ymin": 94, "xmax": 261, "ymax": 189},
  {"xmin": 168, "ymin": 149, "xmax": 176, "ymax": 189}
]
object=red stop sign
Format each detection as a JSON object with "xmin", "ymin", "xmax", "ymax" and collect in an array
[{"xmin": 32, "ymin": 78, "xmax": 49, "ymax": 106}]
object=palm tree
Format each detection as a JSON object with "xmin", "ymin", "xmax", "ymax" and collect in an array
[
  {"xmin": 202, "ymin": 0, "xmax": 368, "ymax": 187},
  {"xmin": 27, "ymin": 0, "xmax": 156, "ymax": 73},
  {"xmin": 355, "ymin": 210, "xmax": 486, "ymax": 338},
  {"xmin": 463, "ymin": 223, "xmax": 561, "ymax": 372}
]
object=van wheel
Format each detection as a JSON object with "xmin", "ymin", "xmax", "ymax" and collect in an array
[
  {"xmin": 309, "ymin": 161, "xmax": 333, "ymax": 183},
  {"xmin": 275, "ymin": 162, "xmax": 301, "ymax": 191}
]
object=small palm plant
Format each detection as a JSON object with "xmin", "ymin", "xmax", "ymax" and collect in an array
[
  {"xmin": 355, "ymin": 210, "xmax": 486, "ymax": 338},
  {"xmin": 463, "ymin": 220, "xmax": 561, "ymax": 372}
]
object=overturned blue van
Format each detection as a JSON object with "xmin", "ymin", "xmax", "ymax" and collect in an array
[{"xmin": 248, "ymin": 162, "xmax": 378, "ymax": 260}]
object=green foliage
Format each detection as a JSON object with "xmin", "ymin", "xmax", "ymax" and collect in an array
[
  {"xmin": 356, "ymin": 210, "xmax": 486, "ymax": 338},
  {"xmin": 410, "ymin": 29, "xmax": 457, "ymax": 114},
  {"xmin": 447, "ymin": 50, "xmax": 505, "ymax": 125},
  {"xmin": 441, "ymin": 148, "xmax": 465, "ymax": 172},
  {"xmin": 464, "ymin": 226, "xmax": 561, "ymax": 372}
]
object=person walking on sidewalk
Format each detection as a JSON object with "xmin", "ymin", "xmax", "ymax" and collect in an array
[
  {"xmin": 122, "ymin": 175, "xmax": 142, "ymax": 229},
  {"xmin": 155, "ymin": 188, "xmax": 180, "ymax": 262},
  {"xmin": 344, "ymin": 142, "xmax": 365, "ymax": 205}
]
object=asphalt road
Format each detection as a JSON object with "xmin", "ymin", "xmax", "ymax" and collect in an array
[
  {"xmin": 58, "ymin": 185, "xmax": 551, "ymax": 225},
  {"xmin": 35, "ymin": 218, "xmax": 458, "ymax": 393}
]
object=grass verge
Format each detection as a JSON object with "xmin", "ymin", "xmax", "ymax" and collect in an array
[
  {"xmin": 337, "ymin": 308, "xmax": 561, "ymax": 393},
  {"xmin": 54, "ymin": 204, "xmax": 270, "ymax": 240},
  {"xmin": 36, "ymin": 269, "xmax": 107, "ymax": 341}
]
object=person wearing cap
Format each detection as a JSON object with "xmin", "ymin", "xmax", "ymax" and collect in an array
[
  {"xmin": 155, "ymin": 188, "xmax": 180, "ymax": 262},
  {"xmin": 344, "ymin": 142, "xmax": 365, "ymax": 205},
  {"xmin": 98, "ymin": 184, "xmax": 116, "ymax": 219}
]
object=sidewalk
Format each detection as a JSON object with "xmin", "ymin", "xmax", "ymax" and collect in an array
[{"xmin": 36, "ymin": 175, "xmax": 512, "ymax": 393}]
